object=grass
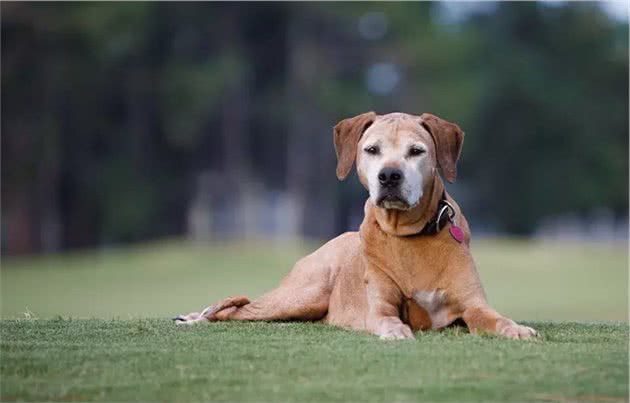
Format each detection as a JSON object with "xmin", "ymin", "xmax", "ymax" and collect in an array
[
  {"xmin": 0, "ymin": 320, "xmax": 627, "ymax": 402},
  {"xmin": 0, "ymin": 238, "xmax": 628, "ymax": 401},
  {"xmin": 0, "ymin": 238, "xmax": 627, "ymax": 321}
]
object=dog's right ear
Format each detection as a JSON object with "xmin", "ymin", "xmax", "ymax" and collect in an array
[{"xmin": 333, "ymin": 112, "xmax": 376, "ymax": 180}]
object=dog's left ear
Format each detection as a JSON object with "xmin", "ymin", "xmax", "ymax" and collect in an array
[
  {"xmin": 420, "ymin": 113, "xmax": 464, "ymax": 183},
  {"xmin": 333, "ymin": 111, "xmax": 376, "ymax": 180}
]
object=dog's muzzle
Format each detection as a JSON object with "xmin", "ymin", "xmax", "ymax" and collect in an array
[{"xmin": 376, "ymin": 167, "xmax": 409, "ymax": 209}]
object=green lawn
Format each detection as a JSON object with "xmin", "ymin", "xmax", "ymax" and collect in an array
[
  {"xmin": 0, "ymin": 238, "xmax": 626, "ymax": 321},
  {"xmin": 0, "ymin": 238, "xmax": 627, "ymax": 401},
  {"xmin": 1, "ymin": 320, "xmax": 627, "ymax": 402}
]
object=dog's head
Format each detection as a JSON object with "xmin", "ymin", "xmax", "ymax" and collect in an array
[{"xmin": 334, "ymin": 112, "xmax": 464, "ymax": 210}]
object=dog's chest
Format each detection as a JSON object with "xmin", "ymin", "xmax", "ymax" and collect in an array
[
  {"xmin": 361, "ymin": 215, "xmax": 464, "ymax": 330},
  {"xmin": 403, "ymin": 289, "xmax": 451, "ymax": 331}
]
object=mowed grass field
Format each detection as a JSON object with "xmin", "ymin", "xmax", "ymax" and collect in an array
[
  {"xmin": 1, "ymin": 238, "xmax": 626, "ymax": 321},
  {"xmin": 1, "ymin": 320, "xmax": 627, "ymax": 402},
  {"xmin": 1, "ymin": 238, "xmax": 628, "ymax": 401}
]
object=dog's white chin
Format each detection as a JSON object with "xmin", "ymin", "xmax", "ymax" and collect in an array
[
  {"xmin": 372, "ymin": 195, "xmax": 420, "ymax": 211},
  {"xmin": 381, "ymin": 200, "xmax": 410, "ymax": 210}
]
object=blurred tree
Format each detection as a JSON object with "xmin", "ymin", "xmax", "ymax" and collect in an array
[
  {"xmin": 1, "ymin": 2, "xmax": 627, "ymax": 254},
  {"xmin": 467, "ymin": 2, "xmax": 628, "ymax": 233}
]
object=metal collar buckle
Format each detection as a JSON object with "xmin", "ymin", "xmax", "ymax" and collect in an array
[{"xmin": 435, "ymin": 200, "xmax": 456, "ymax": 233}]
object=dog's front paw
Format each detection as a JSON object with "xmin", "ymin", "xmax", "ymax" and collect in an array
[
  {"xmin": 498, "ymin": 322, "xmax": 538, "ymax": 340},
  {"xmin": 378, "ymin": 324, "xmax": 415, "ymax": 340}
]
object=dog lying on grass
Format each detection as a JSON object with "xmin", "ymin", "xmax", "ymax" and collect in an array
[{"xmin": 175, "ymin": 112, "xmax": 537, "ymax": 340}]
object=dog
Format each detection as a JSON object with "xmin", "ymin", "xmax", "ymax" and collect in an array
[{"xmin": 175, "ymin": 112, "xmax": 537, "ymax": 340}]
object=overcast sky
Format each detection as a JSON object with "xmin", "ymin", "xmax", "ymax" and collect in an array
[{"xmin": 437, "ymin": 1, "xmax": 628, "ymax": 25}]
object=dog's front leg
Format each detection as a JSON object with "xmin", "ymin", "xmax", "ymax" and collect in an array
[
  {"xmin": 365, "ymin": 268, "xmax": 414, "ymax": 340},
  {"xmin": 462, "ymin": 304, "xmax": 537, "ymax": 340}
]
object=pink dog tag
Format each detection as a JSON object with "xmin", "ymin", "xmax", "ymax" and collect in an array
[{"xmin": 449, "ymin": 225, "xmax": 464, "ymax": 243}]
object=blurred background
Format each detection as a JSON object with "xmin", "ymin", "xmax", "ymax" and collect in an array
[{"xmin": 1, "ymin": 2, "xmax": 628, "ymax": 321}]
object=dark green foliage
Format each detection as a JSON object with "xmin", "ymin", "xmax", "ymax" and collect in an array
[
  {"xmin": 468, "ymin": 3, "xmax": 629, "ymax": 233},
  {"xmin": 1, "ymin": 2, "xmax": 627, "ymax": 253}
]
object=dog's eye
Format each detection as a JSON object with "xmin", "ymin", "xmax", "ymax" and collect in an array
[
  {"xmin": 364, "ymin": 146, "xmax": 380, "ymax": 155},
  {"xmin": 408, "ymin": 147, "xmax": 426, "ymax": 157}
]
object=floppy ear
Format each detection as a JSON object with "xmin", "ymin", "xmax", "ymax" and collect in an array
[
  {"xmin": 333, "ymin": 111, "xmax": 376, "ymax": 180},
  {"xmin": 420, "ymin": 113, "xmax": 464, "ymax": 183}
]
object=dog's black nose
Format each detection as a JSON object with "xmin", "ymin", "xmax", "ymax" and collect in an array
[{"xmin": 378, "ymin": 167, "xmax": 403, "ymax": 188}]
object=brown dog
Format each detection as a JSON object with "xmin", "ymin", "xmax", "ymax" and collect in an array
[{"xmin": 175, "ymin": 112, "xmax": 537, "ymax": 340}]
